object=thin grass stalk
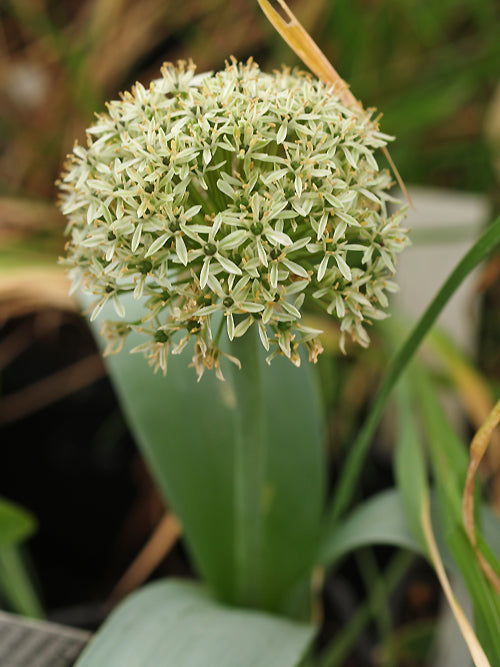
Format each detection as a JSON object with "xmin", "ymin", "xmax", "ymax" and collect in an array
[
  {"xmin": 256, "ymin": 0, "xmax": 412, "ymax": 205},
  {"xmin": 421, "ymin": 496, "xmax": 491, "ymax": 667},
  {"xmin": 319, "ymin": 551, "xmax": 413, "ymax": 667},
  {"xmin": 463, "ymin": 399, "xmax": 500, "ymax": 594},
  {"xmin": 324, "ymin": 216, "xmax": 500, "ymax": 530}
]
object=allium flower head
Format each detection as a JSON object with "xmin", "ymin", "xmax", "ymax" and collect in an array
[{"xmin": 59, "ymin": 59, "xmax": 408, "ymax": 378}]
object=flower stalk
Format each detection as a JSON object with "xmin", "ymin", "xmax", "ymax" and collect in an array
[{"xmin": 229, "ymin": 324, "xmax": 267, "ymax": 607}]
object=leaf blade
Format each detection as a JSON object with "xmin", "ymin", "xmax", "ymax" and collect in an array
[
  {"xmin": 83, "ymin": 295, "xmax": 325, "ymax": 613},
  {"xmin": 318, "ymin": 489, "xmax": 422, "ymax": 568},
  {"xmin": 76, "ymin": 579, "xmax": 316, "ymax": 667},
  {"xmin": 0, "ymin": 496, "xmax": 37, "ymax": 549},
  {"xmin": 323, "ymin": 215, "xmax": 500, "ymax": 532}
]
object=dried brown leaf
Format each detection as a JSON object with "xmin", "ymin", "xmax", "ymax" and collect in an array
[
  {"xmin": 462, "ymin": 399, "xmax": 500, "ymax": 595},
  {"xmin": 0, "ymin": 267, "xmax": 76, "ymax": 320}
]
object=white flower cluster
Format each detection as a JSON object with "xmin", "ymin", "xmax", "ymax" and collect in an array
[{"xmin": 59, "ymin": 59, "xmax": 408, "ymax": 378}]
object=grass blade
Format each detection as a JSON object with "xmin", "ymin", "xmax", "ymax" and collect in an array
[
  {"xmin": 0, "ymin": 547, "xmax": 43, "ymax": 619},
  {"xmin": 0, "ymin": 496, "xmax": 37, "ymax": 549},
  {"xmin": 420, "ymin": 496, "xmax": 491, "ymax": 667},
  {"xmin": 416, "ymin": 370, "xmax": 500, "ymax": 664},
  {"xmin": 323, "ymin": 215, "xmax": 500, "ymax": 531},
  {"xmin": 394, "ymin": 377, "xmax": 430, "ymax": 550},
  {"xmin": 319, "ymin": 552, "xmax": 413, "ymax": 667},
  {"xmin": 318, "ymin": 489, "xmax": 422, "ymax": 568},
  {"xmin": 0, "ymin": 497, "xmax": 42, "ymax": 617}
]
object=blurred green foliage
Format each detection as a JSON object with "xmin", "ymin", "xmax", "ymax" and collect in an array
[
  {"xmin": 1, "ymin": 0, "xmax": 498, "ymax": 204},
  {"xmin": 303, "ymin": 0, "xmax": 499, "ymax": 190}
]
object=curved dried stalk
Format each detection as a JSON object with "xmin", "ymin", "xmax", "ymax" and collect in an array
[
  {"xmin": 257, "ymin": 0, "xmax": 413, "ymax": 207},
  {"xmin": 107, "ymin": 513, "xmax": 182, "ymax": 607},
  {"xmin": 463, "ymin": 399, "xmax": 500, "ymax": 595},
  {"xmin": 421, "ymin": 495, "xmax": 491, "ymax": 667},
  {"xmin": 0, "ymin": 267, "xmax": 76, "ymax": 320},
  {"xmin": 0, "ymin": 354, "xmax": 105, "ymax": 424},
  {"xmin": 257, "ymin": 0, "xmax": 356, "ymax": 105},
  {"xmin": 430, "ymin": 331, "xmax": 500, "ymax": 509}
]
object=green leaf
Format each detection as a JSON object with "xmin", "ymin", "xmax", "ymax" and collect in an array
[
  {"xmin": 76, "ymin": 579, "xmax": 316, "ymax": 667},
  {"xmin": 0, "ymin": 497, "xmax": 42, "ymax": 617},
  {"xmin": 394, "ymin": 378, "xmax": 429, "ymax": 550},
  {"xmin": 447, "ymin": 527, "xmax": 500, "ymax": 665},
  {"xmin": 323, "ymin": 215, "xmax": 500, "ymax": 531},
  {"xmin": 415, "ymin": 370, "xmax": 500, "ymax": 664},
  {"xmin": 415, "ymin": 371, "xmax": 468, "ymax": 528},
  {"xmin": 317, "ymin": 489, "xmax": 423, "ymax": 568},
  {"xmin": 228, "ymin": 327, "xmax": 268, "ymax": 608},
  {"xmin": 228, "ymin": 326, "xmax": 325, "ymax": 611},
  {"xmin": 83, "ymin": 296, "xmax": 325, "ymax": 614},
  {"xmin": 482, "ymin": 507, "xmax": 500, "ymax": 565},
  {"xmin": 319, "ymin": 552, "xmax": 414, "ymax": 667},
  {"xmin": 0, "ymin": 547, "xmax": 44, "ymax": 618},
  {"xmin": 0, "ymin": 496, "xmax": 37, "ymax": 549}
]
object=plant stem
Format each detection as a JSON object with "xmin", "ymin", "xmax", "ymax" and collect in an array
[
  {"xmin": 229, "ymin": 323, "xmax": 267, "ymax": 607},
  {"xmin": 319, "ymin": 551, "xmax": 413, "ymax": 667},
  {"xmin": 357, "ymin": 549, "xmax": 398, "ymax": 667}
]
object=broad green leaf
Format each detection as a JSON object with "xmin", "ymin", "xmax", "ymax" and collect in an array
[
  {"xmin": 229, "ymin": 326, "xmax": 325, "ymax": 611},
  {"xmin": 0, "ymin": 496, "xmax": 36, "ymax": 549},
  {"xmin": 317, "ymin": 489, "xmax": 422, "ymax": 568},
  {"xmin": 83, "ymin": 295, "xmax": 325, "ymax": 614},
  {"xmin": 323, "ymin": 215, "xmax": 500, "ymax": 531},
  {"xmin": 76, "ymin": 579, "xmax": 316, "ymax": 667}
]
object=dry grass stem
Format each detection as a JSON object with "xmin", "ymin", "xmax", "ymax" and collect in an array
[
  {"xmin": 0, "ymin": 353, "xmax": 105, "ymax": 424},
  {"xmin": 433, "ymin": 336, "xmax": 500, "ymax": 509},
  {"xmin": 0, "ymin": 268, "xmax": 76, "ymax": 320},
  {"xmin": 0, "ymin": 198, "xmax": 63, "ymax": 240},
  {"xmin": 462, "ymin": 399, "xmax": 500, "ymax": 595},
  {"xmin": 257, "ymin": 0, "xmax": 355, "ymax": 105},
  {"xmin": 257, "ymin": 0, "xmax": 413, "ymax": 207},
  {"xmin": 107, "ymin": 513, "xmax": 182, "ymax": 607},
  {"xmin": 421, "ymin": 495, "xmax": 491, "ymax": 667}
]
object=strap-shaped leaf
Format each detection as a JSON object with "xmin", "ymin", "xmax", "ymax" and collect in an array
[
  {"xmin": 76, "ymin": 579, "xmax": 316, "ymax": 667},
  {"xmin": 323, "ymin": 216, "xmax": 500, "ymax": 531},
  {"xmin": 0, "ymin": 497, "xmax": 36, "ymax": 549},
  {"xmin": 0, "ymin": 497, "xmax": 42, "ymax": 618},
  {"xmin": 317, "ymin": 489, "xmax": 422, "ymax": 567},
  {"xmin": 83, "ymin": 295, "xmax": 325, "ymax": 614}
]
